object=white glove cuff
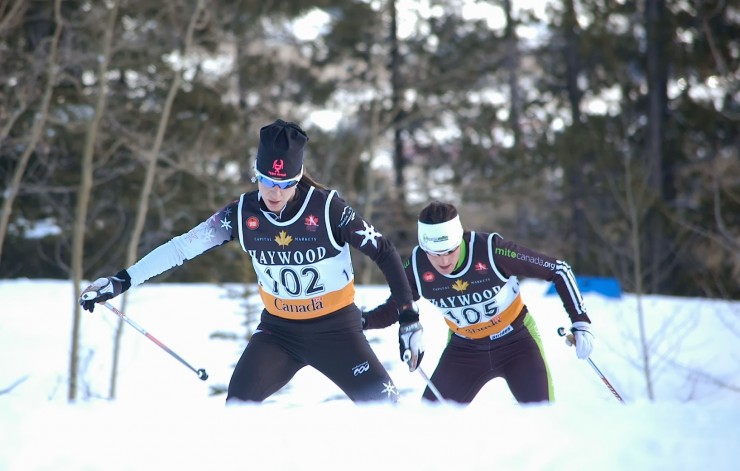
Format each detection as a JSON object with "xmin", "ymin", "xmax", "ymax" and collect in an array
[
  {"xmin": 572, "ymin": 321, "xmax": 591, "ymax": 332},
  {"xmin": 571, "ymin": 322, "xmax": 594, "ymax": 359}
]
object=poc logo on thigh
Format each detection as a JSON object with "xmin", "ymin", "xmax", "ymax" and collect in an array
[{"xmin": 352, "ymin": 361, "xmax": 370, "ymax": 376}]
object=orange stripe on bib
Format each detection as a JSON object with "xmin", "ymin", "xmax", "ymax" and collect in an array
[
  {"xmin": 444, "ymin": 294, "xmax": 525, "ymax": 339},
  {"xmin": 259, "ymin": 282, "xmax": 356, "ymax": 320}
]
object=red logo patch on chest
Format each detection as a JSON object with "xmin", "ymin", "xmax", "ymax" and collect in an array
[
  {"xmin": 305, "ymin": 214, "xmax": 319, "ymax": 231},
  {"xmin": 423, "ymin": 271, "xmax": 435, "ymax": 283},
  {"xmin": 247, "ymin": 217, "xmax": 259, "ymax": 230}
]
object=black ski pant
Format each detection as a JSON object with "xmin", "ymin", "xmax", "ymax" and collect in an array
[
  {"xmin": 422, "ymin": 313, "xmax": 553, "ymax": 404},
  {"xmin": 227, "ymin": 304, "xmax": 399, "ymax": 404}
]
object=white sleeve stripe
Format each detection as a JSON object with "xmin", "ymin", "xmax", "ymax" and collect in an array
[
  {"xmin": 411, "ymin": 247, "xmax": 424, "ymax": 294},
  {"xmin": 555, "ymin": 260, "xmax": 586, "ymax": 315},
  {"xmin": 237, "ymin": 194, "xmax": 245, "ymax": 250},
  {"xmin": 325, "ymin": 190, "xmax": 343, "ymax": 251}
]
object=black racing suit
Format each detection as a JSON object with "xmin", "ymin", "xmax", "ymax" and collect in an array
[
  {"xmin": 364, "ymin": 231, "xmax": 591, "ymax": 404},
  {"xmin": 124, "ymin": 182, "xmax": 413, "ymax": 403}
]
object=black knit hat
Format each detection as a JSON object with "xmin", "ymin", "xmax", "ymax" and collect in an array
[{"xmin": 255, "ymin": 119, "xmax": 309, "ymax": 180}]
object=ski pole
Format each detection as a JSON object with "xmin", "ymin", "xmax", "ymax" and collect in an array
[
  {"xmin": 416, "ymin": 366, "xmax": 447, "ymax": 404},
  {"xmin": 557, "ymin": 326, "xmax": 623, "ymax": 403},
  {"xmin": 89, "ymin": 297, "xmax": 208, "ymax": 381}
]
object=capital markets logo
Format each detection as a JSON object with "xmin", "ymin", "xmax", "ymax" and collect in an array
[{"xmin": 275, "ymin": 230, "xmax": 293, "ymax": 247}]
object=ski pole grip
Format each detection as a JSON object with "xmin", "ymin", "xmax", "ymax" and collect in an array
[{"xmin": 557, "ymin": 327, "xmax": 575, "ymax": 346}]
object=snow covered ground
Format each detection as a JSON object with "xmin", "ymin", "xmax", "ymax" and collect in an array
[{"xmin": 1, "ymin": 279, "xmax": 739, "ymax": 470}]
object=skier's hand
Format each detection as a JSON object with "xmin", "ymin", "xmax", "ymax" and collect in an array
[
  {"xmin": 79, "ymin": 271, "xmax": 130, "ymax": 312},
  {"xmin": 398, "ymin": 304, "xmax": 424, "ymax": 372},
  {"xmin": 566, "ymin": 321, "xmax": 594, "ymax": 359}
]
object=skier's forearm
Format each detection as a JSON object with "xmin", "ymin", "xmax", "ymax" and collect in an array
[
  {"xmin": 551, "ymin": 262, "xmax": 591, "ymax": 324},
  {"xmin": 375, "ymin": 253, "xmax": 414, "ymax": 307},
  {"xmin": 127, "ymin": 218, "xmax": 231, "ymax": 287},
  {"xmin": 363, "ymin": 297, "xmax": 401, "ymax": 329}
]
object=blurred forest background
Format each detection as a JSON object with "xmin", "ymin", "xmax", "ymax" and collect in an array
[{"xmin": 1, "ymin": 0, "xmax": 738, "ymax": 299}]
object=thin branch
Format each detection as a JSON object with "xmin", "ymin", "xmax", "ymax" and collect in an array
[{"xmin": 0, "ymin": 376, "xmax": 28, "ymax": 395}]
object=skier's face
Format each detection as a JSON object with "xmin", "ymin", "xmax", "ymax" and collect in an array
[
  {"xmin": 425, "ymin": 245, "xmax": 461, "ymax": 275},
  {"xmin": 258, "ymin": 181, "xmax": 298, "ymax": 212}
]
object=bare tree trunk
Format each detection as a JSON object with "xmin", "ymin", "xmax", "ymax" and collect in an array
[
  {"xmin": 0, "ymin": 0, "xmax": 64, "ymax": 397},
  {"xmin": 645, "ymin": 0, "xmax": 669, "ymax": 293},
  {"xmin": 109, "ymin": 0, "xmax": 205, "ymax": 399},
  {"xmin": 503, "ymin": 0, "xmax": 522, "ymax": 151},
  {"xmin": 356, "ymin": 12, "xmax": 388, "ymax": 285},
  {"xmin": 624, "ymin": 152, "xmax": 654, "ymax": 400},
  {"xmin": 360, "ymin": 100, "xmax": 383, "ymax": 285},
  {"xmin": 0, "ymin": 1, "xmax": 57, "ymax": 265},
  {"xmin": 69, "ymin": 0, "xmax": 120, "ymax": 402},
  {"xmin": 388, "ymin": 0, "xmax": 406, "ymax": 203},
  {"xmin": 383, "ymin": 0, "xmax": 413, "ymax": 260},
  {"xmin": 0, "ymin": 0, "xmax": 27, "ymax": 36},
  {"xmin": 502, "ymin": 0, "xmax": 528, "ymax": 239},
  {"xmin": 562, "ymin": 0, "xmax": 588, "ymax": 268}
]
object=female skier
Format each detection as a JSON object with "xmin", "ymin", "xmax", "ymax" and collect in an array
[
  {"xmin": 362, "ymin": 201, "xmax": 593, "ymax": 404},
  {"xmin": 80, "ymin": 119, "xmax": 424, "ymax": 404}
]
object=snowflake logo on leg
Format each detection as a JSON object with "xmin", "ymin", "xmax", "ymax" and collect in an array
[
  {"xmin": 382, "ymin": 381, "xmax": 399, "ymax": 398},
  {"xmin": 355, "ymin": 221, "xmax": 382, "ymax": 249}
]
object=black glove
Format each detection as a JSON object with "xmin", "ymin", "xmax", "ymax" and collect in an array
[
  {"xmin": 398, "ymin": 304, "xmax": 424, "ymax": 372},
  {"xmin": 361, "ymin": 312, "xmax": 368, "ymax": 330},
  {"xmin": 79, "ymin": 270, "xmax": 131, "ymax": 312}
]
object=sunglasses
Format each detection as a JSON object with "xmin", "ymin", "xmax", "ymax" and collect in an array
[{"xmin": 256, "ymin": 173, "xmax": 300, "ymax": 189}]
